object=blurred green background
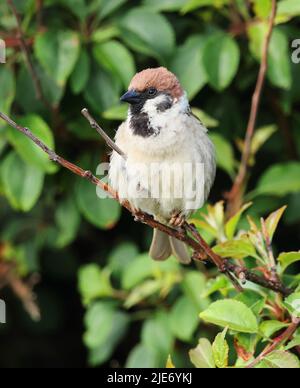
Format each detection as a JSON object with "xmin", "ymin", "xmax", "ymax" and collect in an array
[{"xmin": 0, "ymin": 0, "xmax": 300, "ymax": 368}]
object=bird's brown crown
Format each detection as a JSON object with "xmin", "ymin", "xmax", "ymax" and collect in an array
[{"xmin": 129, "ymin": 67, "xmax": 183, "ymax": 99}]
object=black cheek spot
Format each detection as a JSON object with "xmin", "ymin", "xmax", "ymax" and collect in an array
[
  {"xmin": 130, "ymin": 112, "xmax": 158, "ymax": 138},
  {"xmin": 156, "ymin": 100, "xmax": 172, "ymax": 113}
]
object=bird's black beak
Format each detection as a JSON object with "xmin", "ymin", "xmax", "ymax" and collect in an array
[{"xmin": 120, "ymin": 90, "xmax": 141, "ymax": 104}]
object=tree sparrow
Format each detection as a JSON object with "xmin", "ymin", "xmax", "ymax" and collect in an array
[{"xmin": 109, "ymin": 67, "xmax": 216, "ymax": 264}]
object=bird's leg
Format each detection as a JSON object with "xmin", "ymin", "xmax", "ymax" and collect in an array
[
  {"xmin": 169, "ymin": 211, "xmax": 186, "ymax": 228},
  {"xmin": 133, "ymin": 209, "xmax": 153, "ymax": 224}
]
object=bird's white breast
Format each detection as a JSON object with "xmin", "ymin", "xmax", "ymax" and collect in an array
[{"xmin": 109, "ymin": 95, "xmax": 216, "ymax": 223}]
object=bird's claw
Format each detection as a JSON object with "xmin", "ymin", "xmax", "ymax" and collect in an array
[
  {"xmin": 169, "ymin": 212, "xmax": 186, "ymax": 228},
  {"xmin": 133, "ymin": 209, "xmax": 149, "ymax": 224}
]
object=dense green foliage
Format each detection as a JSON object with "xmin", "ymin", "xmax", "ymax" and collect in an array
[{"xmin": 0, "ymin": 0, "xmax": 300, "ymax": 368}]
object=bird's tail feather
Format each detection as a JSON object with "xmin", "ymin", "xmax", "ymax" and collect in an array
[{"xmin": 149, "ymin": 229, "xmax": 191, "ymax": 264}]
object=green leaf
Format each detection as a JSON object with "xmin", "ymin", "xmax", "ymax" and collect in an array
[
  {"xmin": 68, "ymin": 117, "xmax": 100, "ymax": 141},
  {"xmin": 248, "ymin": 25, "xmax": 292, "ymax": 89},
  {"xmin": 124, "ymin": 280, "xmax": 161, "ymax": 308},
  {"xmin": 98, "ymin": 0, "xmax": 127, "ymax": 19},
  {"xmin": 143, "ymin": 0, "xmax": 187, "ymax": 12},
  {"xmin": 182, "ymin": 0, "xmax": 230, "ymax": 13},
  {"xmin": 126, "ymin": 344, "xmax": 159, "ymax": 368},
  {"xmin": 78, "ymin": 264, "xmax": 113, "ymax": 305},
  {"xmin": 203, "ymin": 32, "xmax": 240, "ymax": 91},
  {"xmin": 1, "ymin": 152, "xmax": 44, "ymax": 212},
  {"xmin": 278, "ymin": 252, "xmax": 300, "ymax": 274},
  {"xmin": 120, "ymin": 7, "xmax": 175, "ymax": 61},
  {"xmin": 122, "ymin": 253, "xmax": 154, "ymax": 290},
  {"xmin": 16, "ymin": 64, "xmax": 64, "ymax": 109},
  {"xmin": 84, "ymin": 65, "xmax": 121, "ymax": 112},
  {"xmin": 225, "ymin": 203, "xmax": 252, "ymax": 240},
  {"xmin": 15, "ymin": 65, "xmax": 42, "ymax": 113},
  {"xmin": 256, "ymin": 350, "xmax": 300, "ymax": 368},
  {"xmin": 75, "ymin": 178, "xmax": 121, "ymax": 230},
  {"xmin": 108, "ymin": 242, "xmax": 139, "ymax": 278},
  {"xmin": 253, "ymin": 0, "xmax": 272, "ymax": 19},
  {"xmin": 92, "ymin": 25, "xmax": 120, "ymax": 43},
  {"xmin": 235, "ymin": 291, "xmax": 266, "ymax": 315},
  {"xmin": 251, "ymin": 125, "xmax": 277, "ymax": 155},
  {"xmin": 202, "ymin": 275, "xmax": 231, "ymax": 298},
  {"xmin": 283, "ymin": 293, "xmax": 300, "ymax": 318},
  {"xmin": 285, "ymin": 336, "xmax": 300, "ymax": 351},
  {"xmin": 53, "ymin": 0, "xmax": 87, "ymax": 20},
  {"xmin": 84, "ymin": 301, "xmax": 129, "ymax": 366},
  {"xmin": 70, "ymin": 48, "xmax": 90, "ymax": 95},
  {"xmin": 170, "ymin": 296, "xmax": 200, "ymax": 342},
  {"xmin": 142, "ymin": 311, "xmax": 174, "ymax": 364},
  {"xmin": 181, "ymin": 271, "xmax": 210, "ymax": 311},
  {"xmin": 34, "ymin": 29, "xmax": 80, "ymax": 86},
  {"xmin": 200, "ymin": 300, "xmax": 258, "ymax": 333},
  {"xmin": 192, "ymin": 108, "xmax": 219, "ymax": 128},
  {"xmin": 265, "ymin": 206, "xmax": 287, "ymax": 242},
  {"xmin": 0, "ymin": 66, "xmax": 15, "ymax": 117},
  {"xmin": 213, "ymin": 236, "xmax": 259, "ymax": 260},
  {"xmin": 7, "ymin": 114, "xmax": 57, "ymax": 174},
  {"xmin": 253, "ymin": 162, "xmax": 300, "ymax": 197},
  {"xmin": 102, "ymin": 104, "xmax": 128, "ymax": 121},
  {"xmin": 170, "ymin": 35, "xmax": 208, "ymax": 99},
  {"xmin": 122, "ymin": 253, "xmax": 178, "ymax": 290},
  {"xmin": 189, "ymin": 338, "xmax": 216, "ymax": 368},
  {"xmin": 212, "ymin": 328, "xmax": 229, "ymax": 368},
  {"xmin": 84, "ymin": 302, "xmax": 115, "ymax": 348},
  {"xmin": 260, "ymin": 320, "xmax": 289, "ymax": 339},
  {"xmin": 93, "ymin": 40, "xmax": 135, "ymax": 88},
  {"xmin": 88, "ymin": 311, "xmax": 129, "ymax": 366},
  {"xmin": 234, "ymin": 333, "xmax": 257, "ymax": 360},
  {"xmin": 55, "ymin": 196, "xmax": 81, "ymax": 248},
  {"xmin": 209, "ymin": 133, "xmax": 236, "ymax": 178},
  {"xmin": 277, "ymin": 0, "xmax": 300, "ymax": 22}
]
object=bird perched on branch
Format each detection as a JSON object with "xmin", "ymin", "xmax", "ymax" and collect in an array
[{"xmin": 109, "ymin": 67, "xmax": 216, "ymax": 264}]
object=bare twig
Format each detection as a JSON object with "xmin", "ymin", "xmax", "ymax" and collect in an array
[
  {"xmin": 9, "ymin": 272, "xmax": 41, "ymax": 321},
  {"xmin": 226, "ymin": 0, "xmax": 277, "ymax": 216},
  {"xmin": 185, "ymin": 223, "xmax": 244, "ymax": 292},
  {"xmin": 226, "ymin": 262, "xmax": 292, "ymax": 296},
  {"xmin": 247, "ymin": 316, "xmax": 300, "ymax": 368},
  {"xmin": 0, "ymin": 260, "xmax": 40, "ymax": 321},
  {"xmin": 81, "ymin": 109, "xmax": 127, "ymax": 159},
  {"xmin": 7, "ymin": 0, "xmax": 51, "ymax": 110},
  {"xmin": 0, "ymin": 111, "xmax": 294, "ymax": 297},
  {"xmin": 36, "ymin": 0, "xmax": 43, "ymax": 30}
]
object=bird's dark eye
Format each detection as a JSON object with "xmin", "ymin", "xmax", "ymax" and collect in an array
[{"xmin": 148, "ymin": 88, "xmax": 157, "ymax": 96}]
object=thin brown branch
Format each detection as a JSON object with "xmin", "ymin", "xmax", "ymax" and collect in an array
[
  {"xmin": 226, "ymin": 262, "xmax": 292, "ymax": 296},
  {"xmin": 36, "ymin": 0, "xmax": 43, "ymax": 30},
  {"xmin": 81, "ymin": 109, "xmax": 127, "ymax": 159},
  {"xmin": 247, "ymin": 316, "xmax": 300, "ymax": 368},
  {"xmin": 226, "ymin": 0, "xmax": 277, "ymax": 216},
  {"xmin": 0, "ymin": 110, "xmax": 294, "ymax": 297},
  {"xmin": 8, "ymin": 271, "xmax": 41, "ymax": 321},
  {"xmin": 0, "ymin": 260, "xmax": 40, "ymax": 321},
  {"xmin": 7, "ymin": 0, "xmax": 51, "ymax": 110},
  {"xmin": 185, "ymin": 223, "xmax": 244, "ymax": 292}
]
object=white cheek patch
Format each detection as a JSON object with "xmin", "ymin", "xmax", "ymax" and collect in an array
[
  {"xmin": 142, "ymin": 94, "xmax": 189, "ymax": 132},
  {"xmin": 142, "ymin": 95, "xmax": 167, "ymax": 117}
]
